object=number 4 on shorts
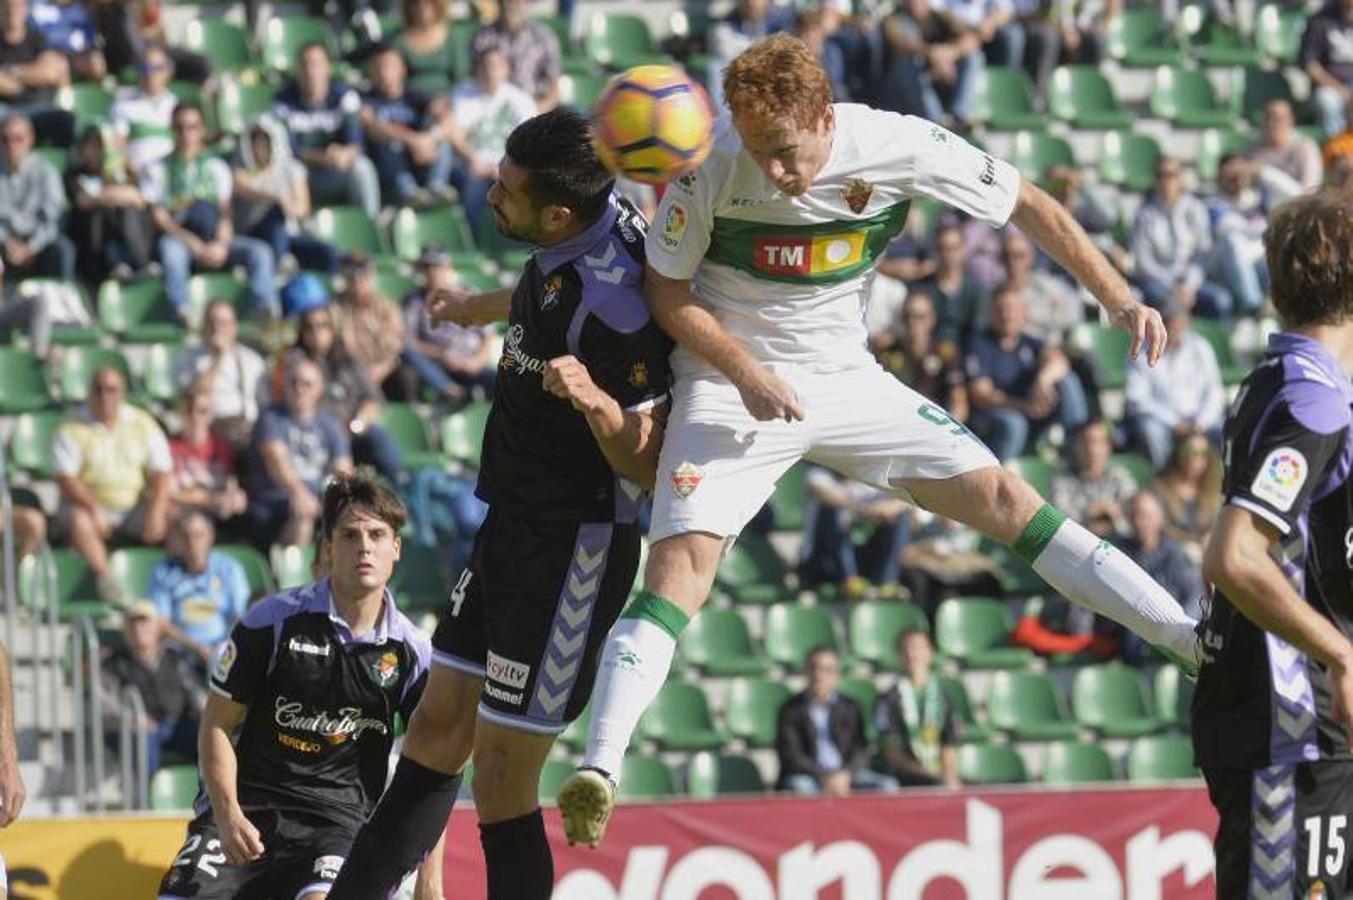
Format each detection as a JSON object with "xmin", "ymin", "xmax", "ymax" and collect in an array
[{"xmin": 449, "ymin": 570, "xmax": 472, "ymax": 618}]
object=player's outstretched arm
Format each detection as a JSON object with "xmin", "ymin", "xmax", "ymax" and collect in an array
[
  {"xmin": 644, "ymin": 265, "xmax": 804, "ymax": 422},
  {"xmin": 0, "ymin": 640, "xmax": 24, "ymax": 827},
  {"xmin": 199, "ymin": 693, "xmax": 266, "ymax": 865},
  {"xmin": 543, "ymin": 355, "xmax": 666, "ymax": 489},
  {"xmin": 1204, "ymin": 506, "xmax": 1353, "ymax": 749},
  {"xmin": 1009, "ymin": 179, "xmax": 1167, "ymax": 366}
]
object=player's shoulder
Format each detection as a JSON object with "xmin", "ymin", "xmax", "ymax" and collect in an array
[
  {"xmin": 238, "ymin": 581, "xmax": 327, "ymax": 630},
  {"xmin": 569, "ymin": 200, "xmax": 650, "ymax": 336},
  {"xmin": 664, "ymin": 115, "xmax": 741, "ymax": 203},
  {"xmin": 1274, "ymin": 348, "xmax": 1353, "ymax": 436}
]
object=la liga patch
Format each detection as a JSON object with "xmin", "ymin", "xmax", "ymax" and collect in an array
[
  {"xmin": 212, "ymin": 639, "xmax": 237, "ymax": 682},
  {"xmin": 1251, "ymin": 447, "xmax": 1307, "ymax": 512}
]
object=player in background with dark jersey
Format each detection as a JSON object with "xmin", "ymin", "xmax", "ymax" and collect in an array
[
  {"xmin": 328, "ymin": 107, "xmax": 671, "ymax": 899},
  {"xmin": 1194, "ymin": 190, "xmax": 1353, "ymax": 898},
  {"xmin": 157, "ymin": 470, "xmax": 437, "ymax": 900}
]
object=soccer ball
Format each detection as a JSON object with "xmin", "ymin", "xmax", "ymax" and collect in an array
[{"xmin": 591, "ymin": 65, "xmax": 715, "ymax": 185}]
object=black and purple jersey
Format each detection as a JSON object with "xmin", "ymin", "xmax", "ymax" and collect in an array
[
  {"xmin": 1194, "ymin": 332, "xmax": 1353, "ymax": 770},
  {"xmin": 206, "ymin": 579, "xmax": 431, "ymax": 830}
]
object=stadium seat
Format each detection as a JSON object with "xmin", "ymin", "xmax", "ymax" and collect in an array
[
  {"xmin": 1196, "ymin": 128, "xmax": 1253, "ymax": 183},
  {"xmin": 938, "ymin": 675, "xmax": 991, "ymax": 743},
  {"xmin": 1009, "ymin": 132, "xmax": 1075, "ymax": 184},
  {"xmin": 763, "ymin": 604, "xmax": 843, "ymax": 667},
  {"xmin": 373, "ymin": 272, "xmax": 418, "ymax": 306},
  {"xmin": 8, "ymin": 409, "xmax": 62, "ymax": 478},
  {"xmin": 1110, "ymin": 453, "xmax": 1156, "ymax": 490},
  {"xmin": 1047, "ymin": 66, "xmax": 1133, "ymax": 130},
  {"xmin": 186, "ymin": 272, "xmax": 255, "ymax": 334},
  {"xmin": 0, "ymin": 347, "xmax": 51, "ymax": 413},
  {"xmin": 986, "ymin": 670, "xmax": 1079, "ymax": 740},
  {"xmin": 1236, "ymin": 67, "xmax": 1297, "ymax": 127},
  {"xmin": 12, "ymin": 280, "xmax": 98, "ymax": 346},
  {"xmin": 617, "ymin": 756, "xmax": 678, "ymax": 800},
  {"xmin": 638, "ymin": 682, "xmax": 724, "ymax": 751},
  {"xmin": 441, "ymin": 401, "xmax": 490, "ymax": 467},
  {"xmin": 1071, "ymin": 324, "xmax": 1130, "ymax": 391},
  {"xmin": 539, "ymin": 758, "xmax": 574, "ymax": 803},
  {"xmin": 216, "ymin": 81, "xmax": 278, "ymax": 135},
  {"xmin": 390, "ymin": 543, "xmax": 449, "ymax": 613},
  {"xmin": 140, "ymin": 341, "xmax": 185, "ymax": 404},
  {"xmin": 678, "ymin": 607, "xmax": 767, "ymax": 676},
  {"xmin": 260, "ymin": 16, "xmax": 337, "ymax": 75},
  {"xmin": 392, "ymin": 204, "xmax": 478, "ymax": 260},
  {"xmin": 584, "ymin": 12, "xmax": 672, "ymax": 70},
  {"xmin": 55, "ymin": 346, "xmax": 133, "ymax": 404},
  {"xmin": 19, "ymin": 548, "xmax": 104, "ymax": 621},
  {"xmin": 312, "ymin": 206, "xmax": 388, "ymax": 256},
  {"xmin": 768, "ymin": 462, "xmax": 807, "ymax": 533},
  {"xmin": 1072, "ymin": 663, "xmax": 1163, "ymax": 738},
  {"xmin": 55, "ymin": 84, "xmax": 113, "ymax": 127},
  {"xmin": 957, "ymin": 743, "xmax": 1027, "ymax": 785},
  {"xmin": 1107, "ymin": 6, "xmax": 1185, "ymax": 66},
  {"xmin": 1149, "ymin": 67, "xmax": 1235, "ymax": 129},
  {"xmin": 183, "ymin": 20, "xmax": 254, "ymax": 74},
  {"xmin": 97, "ymin": 278, "xmax": 182, "ymax": 343},
  {"xmin": 838, "ymin": 676, "xmax": 880, "ymax": 739},
  {"xmin": 1154, "ymin": 663, "xmax": 1195, "ymax": 729},
  {"xmin": 715, "ymin": 534, "xmax": 793, "ymax": 605},
  {"xmin": 935, "ymin": 597, "xmax": 1035, "ymax": 669},
  {"xmin": 1042, "ymin": 740, "xmax": 1117, "ymax": 785},
  {"xmin": 559, "ymin": 72, "xmax": 609, "ymax": 110},
  {"xmin": 1099, "ymin": 131, "xmax": 1162, "ymax": 194},
  {"xmin": 686, "ymin": 752, "xmax": 765, "ymax": 798},
  {"xmin": 848, "ymin": 600, "xmax": 929, "ymax": 669},
  {"xmin": 1126, "ymin": 734, "xmax": 1197, "ymax": 780},
  {"xmin": 1182, "ymin": 7, "xmax": 1263, "ymax": 66},
  {"xmin": 1191, "ymin": 318, "xmax": 1249, "ymax": 385},
  {"xmin": 1006, "ymin": 456, "xmax": 1057, "ymax": 499},
  {"xmin": 723, "ymin": 677, "xmax": 791, "ymax": 748},
  {"xmin": 972, "ymin": 67, "xmax": 1045, "ymax": 131},
  {"xmin": 1256, "ymin": 3, "xmax": 1304, "ymax": 64},
  {"xmin": 108, "ymin": 547, "xmax": 168, "ymax": 602},
  {"xmin": 150, "ymin": 765, "xmax": 200, "ymax": 810},
  {"xmin": 271, "ymin": 543, "xmax": 315, "ymax": 590},
  {"xmin": 216, "ymin": 544, "xmax": 275, "ymax": 599},
  {"xmin": 377, "ymin": 403, "xmax": 444, "ymax": 471}
]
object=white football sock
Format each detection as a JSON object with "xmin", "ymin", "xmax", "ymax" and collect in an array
[{"xmin": 582, "ymin": 616, "xmax": 678, "ymax": 785}]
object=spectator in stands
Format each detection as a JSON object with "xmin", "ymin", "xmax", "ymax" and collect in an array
[
  {"xmin": 1054, "ymin": 0, "xmax": 1118, "ymax": 65},
  {"xmin": 875, "ymin": 628, "xmax": 961, "ymax": 788},
  {"xmin": 1000, "ymin": 227, "xmax": 1082, "ymax": 342},
  {"xmin": 1131, "ymin": 157, "xmax": 1233, "ymax": 319},
  {"xmin": 1247, "ymin": 98, "xmax": 1323, "ymax": 202},
  {"xmin": 54, "ymin": 366, "xmax": 173, "ymax": 600},
  {"xmin": 710, "ymin": 0, "xmax": 793, "ymax": 107},
  {"xmin": 914, "ymin": 219, "xmax": 986, "ymax": 342},
  {"xmin": 109, "ymin": 42, "xmax": 176, "ymax": 176},
  {"xmin": 101, "ymin": 600, "xmax": 202, "ymax": 774},
  {"xmin": 933, "ymin": 0, "xmax": 1022, "ymax": 75},
  {"xmin": 244, "ymin": 354, "xmax": 352, "ymax": 550},
  {"xmin": 64, "ymin": 123, "xmax": 153, "ymax": 282},
  {"xmin": 1124, "ymin": 295, "xmax": 1225, "ymax": 468},
  {"xmin": 334, "ymin": 252, "xmax": 406, "ymax": 390},
  {"xmin": 143, "ymin": 101, "xmax": 277, "ymax": 323},
  {"xmin": 881, "ymin": 0, "xmax": 982, "ymax": 129},
  {"xmin": 1208, "ymin": 153, "xmax": 1270, "ymax": 317},
  {"xmin": 273, "ymin": 42, "xmax": 380, "ymax": 218},
  {"xmin": 31, "ymin": 0, "xmax": 103, "ymax": 82},
  {"xmin": 92, "ymin": 0, "xmax": 210, "ymax": 85},
  {"xmin": 447, "ymin": 45, "xmax": 537, "ymax": 237},
  {"xmin": 817, "ymin": 0, "xmax": 874, "ymax": 104},
  {"xmin": 1150, "ymin": 428, "xmax": 1220, "ymax": 561},
  {"xmin": 394, "ymin": 0, "xmax": 457, "ymax": 90},
  {"xmin": 1303, "ymin": 0, "xmax": 1353, "ymax": 137},
  {"xmin": 470, "ymin": 0, "xmax": 561, "ymax": 110},
  {"xmin": 147, "ymin": 508, "xmax": 249, "ymax": 664},
  {"xmin": 874, "ymin": 290, "xmax": 968, "ymax": 418},
  {"xmin": 776, "ymin": 646, "xmax": 897, "ymax": 795},
  {"xmin": 361, "ymin": 42, "xmax": 454, "ymax": 207},
  {"xmin": 1051, "ymin": 420, "xmax": 1136, "ymax": 537},
  {"xmin": 799, "ymin": 466, "xmax": 910, "ymax": 597},
  {"xmin": 795, "ymin": 9, "xmax": 849, "ymax": 102},
  {"xmin": 168, "ymin": 381, "xmax": 248, "ymax": 526},
  {"xmin": 1114, "ymin": 492, "xmax": 1204, "ymax": 659},
  {"xmin": 398, "ymin": 247, "xmax": 496, "ymax": 401},
  {"xmin": 0, "ymin": 112, "xmax": 73, "ymax": 281},
  {"xmin": 965, "ymin": 285, "xmax": 1090, "ymax": 460},
  {"xmin": 173, "ymin": 300, "xmax": 266, "ymax": 439},
  {"xmin": 0, "ymin": 0, "xmax": 71, "ymax": 145},
  {"xmin": 232, "ymin": 115, "xmax": 339, "ymax": 277}
]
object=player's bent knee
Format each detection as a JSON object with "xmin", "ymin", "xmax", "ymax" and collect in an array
[{"xmin": 470, "ymin": 722, "xmax": 555, "ymax": 822}]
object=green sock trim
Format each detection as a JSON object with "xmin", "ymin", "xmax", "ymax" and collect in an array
[
  {"xmin": 1012, "ymin": 504, "xmax": 1067, "ymax": 565},
  {"xmin": 619, "ymin": 590, "xmax": 689, "ymax": 641}
]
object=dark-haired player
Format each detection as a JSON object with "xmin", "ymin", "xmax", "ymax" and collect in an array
[
  {"xmin": 1194, "ymin": 190, "xmax": 1353, "ymax": 897},
  {"xmin": 328, "ymin": 106, "xmax": 671, "ymax": 899},
  {"xmin": 157, "ymin": 472, "xmax": 435, "ymax": 899}
]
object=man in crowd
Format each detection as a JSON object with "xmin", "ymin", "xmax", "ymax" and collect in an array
[
  {"xmin": 875, "ymin": 628, "xmax": 961, "ymax": 788},
  {"xmin": 1303, "ymin": 0, "xmax": 1353, "ymax": 137},
  {"xmin": 470, "ymin": 0, "xmax": 561, "ymax": 110},
  {"xmin": 173, "ymin": 299, "xmax": 267, "ymax": 435},
  {"xmin": 0, "ymin": 0, "xmax": 70, "ymax": 145},
  {"xmin": 1246, "ymin": 98, "xmax": 1323, "ymax": 202},
  {"xmin": 874, "ymin": 290, "xmax": 968, "ymax": 418},
  {"xmin": 1131, "ymin": 157, "xmax": 1233, "ymax": 319},
  {"xmin": 146, "ymin": 508, "xmax": 251, "ymax": 666},
  {"xmin": 400, "ymin": 247, "xmax": 496, "ymax": 401},
  {"xmin": 360, "ymin": 42, "xmax": 453, "ymax": 207},
  {"xmin": 109, "ymin": 42, "xmax": 176, "ymax": 175},
  {"xmin": 0, "ymin": 111, "xmax": 73, "ymax": 280}
]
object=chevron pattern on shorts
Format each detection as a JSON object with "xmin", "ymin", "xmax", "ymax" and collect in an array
[
  {"xmin": 1249, "ymin": 764, "xmax": 1297, "ymax": 900},
  {"xmin": 528, "ymin": 524, "xmax": 611, "ymax": 722},
  {"xmin": 614, "ymin": 475, "xmax": 644, "ymax": 524},
  {"xmin": 1267, "ymin": 634, "xmax": 1319, "ymax": 763}
]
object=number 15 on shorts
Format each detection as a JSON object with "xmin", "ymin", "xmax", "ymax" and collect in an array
[{"xmin": 1304, "ymin": 814, "xmax": 1348, "ymax": 880}]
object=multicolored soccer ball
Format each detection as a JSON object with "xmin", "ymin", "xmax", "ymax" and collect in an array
[{"xmin": 591, "ymin": 65, "xmax": 715, "ymax": 185}]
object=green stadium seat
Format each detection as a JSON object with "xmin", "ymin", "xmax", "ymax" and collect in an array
[
  {"xmin": 217, "ymin": 81, "xmax": 278, "ymax": 135},
  {"xmin": 1099, "ymin": 131, "xmax": 1162, "ymax": 194},
  {"xmin": 0, "ymin": 347, "xmax": 51, "ymax": 413},
  {"xmin": 1042, "ymin": 740, "xmax": 1117, "ymax": 785},
  {"xmin": 763, "ymin": 604, "xmax": 842, "ymax": 668},
  {"xmin": 766, "ymin": 462, "xmax": 808, "ymax": 533},
  {"xmin": 271, "ymin": 543, "xmax": 315, "ymax": 590},
  {"xmin": 938, "ymin": 675, "xmax": 991, "ymax": 743},
  {"xmin": 8, "ymin": 409, "xmax": 62, "ymax": 478},
  {"xmin": 1107, "ymin": 6, "xmax": 1185, "ymax": 67},
  {"xmin": 1196, "ymin": 128, "xmax": 1253, "ymax": 183},
  {"xmin": 1072, "ymin": 324, "xmax": 1130, "ymax": 391},
  {"xmin": 1236, "ymin": 68, "xmax": 1297, "ymax": 127},
  {"xmin": 678, "ymin": 608, "xmax": 767, "ymax": 676},
  {"xmin": 838, "ymin": 676, "xmax": 880, "ymax": 739},
  {"xmin": 183, "ymin": 20, "xmax": 254, "ymax": 74},
  {"xmin": 261, "ymin": 17, "xmax": 336, "ymax": 75},
  {"xmin": 686, "ymin": 752, "xmax": 765, "ymax": 798},
  {"xmin": 373, "ymin": 272, "xmax": 418, "ymax": 305},
  {"xmin": 32, "ymin": 146, "xmax": 69, "ymax": 175},
  {"xmin": 724, "ymin": 677, "xmax": 791, "ymax": 748},
  {"xmin": 848, "ymin": 600, "xmax": 929, "ymax": 669},
  {"xmin": 150, "ymin": 765, "xmax": 200, "ymax": 810},
  {"xmin": 584, "ymin": 12, "xmax": 672, "ymax": 70},
  {"xmin": 637, "ymin": 682, "xmax": 724, "ymax": 751},
  {"xmin": 559, "ymin": 72, "xmax": 609, "ymax": 111},
  {"xmin": 1256, "ymin": 3, "xmax": 1304, "ymax": 64},
  {"xmin": 19, "ymin": 549, "xmax": 104, "ymax": 621},
  {"xmin": 935, "ymin": 597, "xmax": 1035, "ymax": 669},
  {"xmin": 1072, "ymin": 663, "xmax": 1162, "ymax": 738},
  {"xmin": 1110, "ymin": 453, "xmax": 1156, "ymax": 490},
  {"xmin": 377, "ymin": 403, "xmax": 443, "ymax": 471},
  {"xmin": 13, "ymin": 280, "xmax": 98, "ymax": 346},
  {"xmin": 986, "ymin": 670, "xmax": 1079, "ymax": 740},
  {"xmin": 186, "ymin": 272, "xmax": 255, "ymax": 332},
  {"xmin": 1047, "ymin": 66, "xmax": 1133, "ymax": 130},
  {"xmin": 957, "ymin": 743, "xmax": 1027, "ymax": 785},
  {"xmin": 533, "ymin": 14, "xmax": 572, "ymax": 52},
  {"xmin": 1182, "ymin": 7, "xmax": 1263, "ymax": 66},
  {"xmin": 1191, "ymin": 318, "xmax": 1249, "ymax": 385},
  {"xmin": 1126, "ymin": 734, "xmax": 1197, "ymax": 780},
  {"xmin": 441, "ymin": 401, "xmax": 490, "ymax": 467},
  {"xmin": 972, "ymin": 67, "xmax": 1045, "ymax": 131},
  {"xmin": 312, "ymin": 206, "xmax": 388, "ymax": 256},
  {"xmin": 1149, "ymin": 67, "xmax": 1235, "ymax": 129},
  {"xmin": 55, "ymin": 84, "xmax": 113, "ymax": 127},
  {"xmin": 1009, "ymin": 131, "xmax": 1075, "ymax": 184},
  {"xmin": 216, "ymin": 544, "xmax": 275, "ymax": 599},
  {"xmin": 390, "ymin": 543, "xmax": 449, "ymax": 613},
  {"xmin": 715, "ymin": 534, "xmax": 792, "ymax": 605},
  {"xmin": 139, "ymin": 341, "xmax": 184, "ymax": 404},
  {"xmin": 1006, "ymin": 456, "xmax": 1057, "ymax": 499},
  {"xmin": 617, "ymin": 756, "xmax": 678, "ymax": 800},
  {"xmin": 392, "ymin": 205, "xmax": 478, "ymax": 260},
  {"xmin": 1154, "ymin": 663, "xmax": 1195, "ymax": 729},
  {"xmin": 98, "ymin": 278, "xmax": 183, "ymax": 343},
  {"xmin": 108, "ymin": 547, "xmax": 167, "ymax": 602},
  {"xmin": 56, "ymin": 346, "xmax": 133, "ymax": 404},
  {"xmin": 539, "ymin": 758, "xmax": 574, "ymax": 803}
]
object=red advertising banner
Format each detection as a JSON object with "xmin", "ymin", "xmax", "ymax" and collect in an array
[{"xmin": 445, "ymin": 784, "xmax": 1218, "ymax": 899}]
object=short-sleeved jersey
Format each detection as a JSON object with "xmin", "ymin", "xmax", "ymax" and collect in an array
[
  {"xmin": 208, "ymin": 580, "xmax": 430, "ymax": 829},
  {"xmin": 646, "ymin": 104, "xmax": 1021, "ymax": 379},
  {"xmin": 1193, "ymin": 332, "xmax": 1353, "ymax": 770},
  {"xmin": 475, "ymin": 194, "xmax": 673, "ymax": 524}
]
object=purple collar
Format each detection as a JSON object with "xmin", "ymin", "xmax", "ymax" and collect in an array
[
  {"xmin": 1268, "ymin": 332, "xmax": 1353, "ymax": 397},
  {"xmin": 534, "ymin": 192, "xmax": 619, "ymax": 276},
  {"xmin": 306, "ymin": 578, "xmax": 395, "ymax": 645}
]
